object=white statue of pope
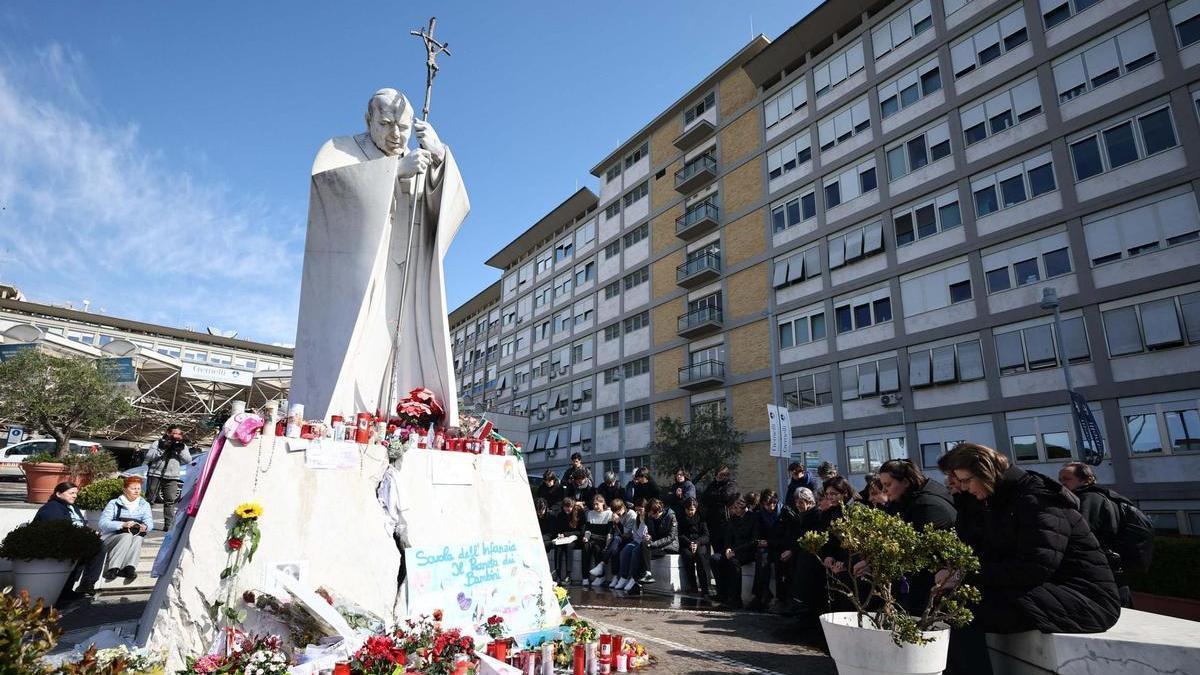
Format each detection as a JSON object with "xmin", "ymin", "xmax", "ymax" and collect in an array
[{"xmin": 290, "ymin": 88, "xmax": 468, "ymax": 424}]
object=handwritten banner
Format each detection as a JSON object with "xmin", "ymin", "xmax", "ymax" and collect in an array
[{"xmin": 405, "ymin": 537, "xmax": 558, "ymax": 636}]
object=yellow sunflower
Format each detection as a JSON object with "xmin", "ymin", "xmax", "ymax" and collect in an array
[{"xmin": 234, "ymin": 502, "xmax": 264, "ymax": 519}]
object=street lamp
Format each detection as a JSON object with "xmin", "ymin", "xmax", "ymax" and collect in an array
[
  {"xmin": 614, "ymin": 368, "xmax": 627, "ymax": 484},
  {"xmin": 1041, "ymin": 287, "xmax": 1088, "ymax": 461}
]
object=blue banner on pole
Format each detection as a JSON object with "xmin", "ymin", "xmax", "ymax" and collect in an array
[
  {"xmin": 0, "ymin": 344, "xmax": 35, "ymax": 362},
  {"xmin": 1070, "ymin": 391, "xmax": 1105, "ymax": 465}
]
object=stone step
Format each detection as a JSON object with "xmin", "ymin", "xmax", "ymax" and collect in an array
[{"xmin": 93, "ymin": 538, "xmax": 162, "ymax": 593}]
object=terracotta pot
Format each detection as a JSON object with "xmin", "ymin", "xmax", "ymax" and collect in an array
[{"xmin": 20, "ymin": 462, "xmax": 73, "ymax": 504}]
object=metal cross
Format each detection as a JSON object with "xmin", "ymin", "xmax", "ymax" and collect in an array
[{"xmin": 410, "ymin": 17, "xmax": 451, "ymax": 122}]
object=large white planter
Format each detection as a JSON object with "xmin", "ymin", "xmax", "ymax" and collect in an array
[
  {"xmin": 820, "ymin": 611, "xmax": 949, "ymax": 675},
  {"xmin": 11, "ymin": 558, "xmax": 76, "ymax": 606}
]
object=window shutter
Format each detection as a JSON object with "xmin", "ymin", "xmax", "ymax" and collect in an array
[
  {"xmin": 847, "ymin": 41, "xmax": 865, "ymax": 75},
  {"xmin": 1140, "ymin": 298, "xmax": 1184, "ymax": 348},
  {"xmin": 804, "ymin": 247, "xmax": 821, "ymax": 279},
  {"xmin": 1024, "ymin": 324, "xmax": 1057, "ymax": 366},
  {"xmin": 951, "ymin": 39, "xmax": 976, "ymax": 75},
  {"xmin": 909, "ymin": 349, "xmax": 932, "ymax": 387},
  {"xmin": 1011, "ymin": 79, "xmax": 1041, "ymax": 117},
  {"xmin": 1084, "ymin": 218, "xmax": 1122, "ymax": 264},
  {"xmin": 1103, "ymin": 306, "xmax": 1143, "ymax": 355},
  {"xmin": 873, "ymin": 25, "xmax": 894, "ymax": 56},
  {"xmin": 1083, "ymin": 40, "xmax": 1120, "ymax": 81},
  {"xmin": 957, "ymin": 340, "xmax": 985, "ymax": 380},
  {"xmin": 1179, "ymin": 292, "xmax": 1200, "ymax": 343},
  {"xmin": 961, "ymin": 104, "xmax": 987, "ymax": 131},
  {"xmin": 1155, "ymin": 192, "xmax": 1200, "ymax": 242},
  {"xmin": 829, "ymin": 235, "xmax": 847, "ymax": 268},
  {"xmin": 932, "ymin": 345, "xmax": 957, "ymax": 383},
  {"xmin": 846, "ymin": 228, "xmax": 865, "ymax": 260},
  {"xmin": 840, "ymin": 365, "xmax": 859, "ymax": 400},
  {"xmin": 995, "ymin": 331, "xmax": 1027, "ymax": 370},
  {"xmin": 891, "ymin": 13, "xmax": 913, "ymax": 47},
  {"xmin": 1060, "ymin": 317, "xmax": 1090, "ymax": 361},
  {"xmin": 773, "ymin": 259, "xmax": 790, "ymax": 288},
  {"xmin": 998, "ymin": 8, "xmax": 1026, "ymax": 42},
  {"xmin": 1053, "ymin": 56, "xmax": 1086, "ymax": 98},
  {"xmin": 864, "ymin": 221, "xmax": 884, "ymax": 254},
  {"xmin": 858, "ymin": 361, "xmax": 878, "ymax": 396},
  {"xmin": 878, "ymin": 357, "xmax": 900, "ymax": 392},
  {"xmin": 1116, "ymin": 21, "xmax": 1156, "ymax": 66}
]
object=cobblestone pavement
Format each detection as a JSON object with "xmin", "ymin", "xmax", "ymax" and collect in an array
[{"xmin": 567, "ymin": 588, "xmax": 835, "ymax": 675}]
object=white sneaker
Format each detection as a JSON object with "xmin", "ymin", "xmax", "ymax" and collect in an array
[
  {"xmin": 581, "ymin": 578, "xmax": 591, "ymax": 587},
  {"xmin": 622, "ymin": 578, "xmax": 637, "ymax": 591},
  {"xmin": 588, "ymin": 563, "xmax": 605, "ymax": 577},
  {"xmin": 608, "ymin": 577, "xmax": 621, "ymax": 588}
]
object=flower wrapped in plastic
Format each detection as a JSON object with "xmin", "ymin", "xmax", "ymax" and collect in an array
[{"xmin": 395, "ymin": 387, "xmax": 444, "ymax": 428}]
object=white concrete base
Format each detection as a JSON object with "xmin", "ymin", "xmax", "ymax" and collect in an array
[{"xmin": 986, "ymin": 608, "xmax": 1200, "ymax": 674}]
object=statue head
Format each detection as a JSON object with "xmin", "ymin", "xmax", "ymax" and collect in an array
[{"xmin": 364, "ymin": 88, "xmax": 414, "ymax": 156}]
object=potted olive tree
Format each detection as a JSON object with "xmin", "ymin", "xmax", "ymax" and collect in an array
[
  {"xmin": 0, "ymin": 520, "xmax": 102, "ymax": 606},
  {"xmin": 0, "ymin": 350, "xmax": 132, "ymax": 503},
  {"xmin": 802, "ymin": 504, "xmax": 980, "ymax": 675}
]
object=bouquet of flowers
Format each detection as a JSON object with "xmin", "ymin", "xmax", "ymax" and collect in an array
[
  {"xmin": 350, "ymin": 634, "xmax": 408, "ymax": 675},
  {"xmin": 479, "ymin": 615, "xmax": 506, "ymax": 641},
  {"xmin": 395, "ymin": 388, "xmax": 445, "ymax": 428},
  {"xmin": 183, "ymin": 629, "xmax": 288, "ymax": 674},
  {"xmin": 392, "ymin": 613, "xmax": 477, "ymax": 675},
  {"xmin": 562, "ymin": 617, "xmax": 597, "ymax": 644}
]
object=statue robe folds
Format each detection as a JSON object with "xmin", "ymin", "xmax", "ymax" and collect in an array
[{"xmin": 290, "ymin": 135, "xmax": 468, "ymax": 424}]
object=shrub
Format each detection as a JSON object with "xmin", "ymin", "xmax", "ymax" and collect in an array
[
  {"xmin": 76, "ymin": 478, "xmax": 125, "ymax": 511},
  {"xmin": 0, "ymin": 587, "xmax": 61, "ymax": 673},
  {"xmin": 0, "ymin": 520, "xmax": 101, "ymax": 562},
  {"xmin": 66, "ymin": 451, "xmax": 117, "ymax": 477},
  {"xmin": 1127, "ymin": 536, "xmax": 1200, "ymax": 601}
]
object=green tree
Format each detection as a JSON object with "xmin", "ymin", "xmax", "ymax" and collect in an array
[
  {"xmin": 649, "ymin": 408, "xmax": 742, "ymax": 483},
  {"xmin": 0, "ymin": 350, "xmax": 133, "ymax": 458}
]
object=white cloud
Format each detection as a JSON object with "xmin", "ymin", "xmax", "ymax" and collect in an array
[{"xmin": 0, "ymin": 43, "xmax": 304, "ymax": 343}]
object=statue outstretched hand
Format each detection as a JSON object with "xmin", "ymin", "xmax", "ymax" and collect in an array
[
  {"xmin": 414, "ymin": 120, "xmax": 446, "ymax": 162},
  {"xmin": 397, "ymin": 149, "xmax": 432, "ymax": 178}
]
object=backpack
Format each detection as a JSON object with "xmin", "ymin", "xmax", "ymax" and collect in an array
[{"xmin": 1101, "ymin": 488, "xmax": 1155, "ymax": 574}]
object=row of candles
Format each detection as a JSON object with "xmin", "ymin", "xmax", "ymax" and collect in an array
[
  {"xmin": 495, "ymin": 633, "xmax": 641, "ymax": 675},
  {"xmin": 269, "ymin": 403, "xmax": 519, "ymax": 455}
]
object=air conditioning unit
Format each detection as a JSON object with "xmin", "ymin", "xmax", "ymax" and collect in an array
[
  {"xmin": 535, "ymin": 410, "xmax": 546, "ymax": 421},
  {"xmin": 559, "ymin": 365, "xmax": 570, "ymax": 375},
  {"xmin": 558, "ymin": 405, "xmax": 568, "ymax": 415},
  {"xmin": 880, "ymin": 393, "xmax": 903, "ymax": 407}
]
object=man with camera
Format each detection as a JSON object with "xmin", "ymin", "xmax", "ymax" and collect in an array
[{"xmin": 144, "ymin": 425, "xmax": 191, "ymax": 531}]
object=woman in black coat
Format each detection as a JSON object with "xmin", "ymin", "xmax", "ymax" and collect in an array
[
  {"xmin": 940, "ymin": 443, "xmax": 1120, "ymax": 675},
  {"xmin": 699, "ymin": 465, "xmax": 738, "ymax": 551},
  {"xmin": 677, "ymin": 497, "xmax": 713, "ymax": 595},
  {"xmin": 877, "ymin": 459, "xmax": 957, "ymax": 614},
  {"xmin": 33, "ymin": 482, "xmax": 103, "ymax": 604}
]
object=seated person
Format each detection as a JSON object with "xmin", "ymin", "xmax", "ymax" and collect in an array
[
  {"xmin": 638, "ymin": 498, "xmax": 679, "ymax": 586},
  {"xmin": 98, "ymin": 476, "xmax": 155, "ymax": 581},
  {"xmin": 582, "ymin": 494, "xmax": 613, "ymax": 586}
]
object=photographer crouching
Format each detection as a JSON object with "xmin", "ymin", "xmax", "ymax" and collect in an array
[{"xmin": 144, "ymin": 425, "xmax": 191, "ymax": 531}]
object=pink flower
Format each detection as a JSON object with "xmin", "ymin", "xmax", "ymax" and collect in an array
[{"xmin": 192, "ymin": 654, "xmax": 224, "ymax": 673}]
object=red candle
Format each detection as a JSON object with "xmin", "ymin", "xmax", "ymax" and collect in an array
[
  {"xmin": 493, "ymin": 640, "xmax": 508, "ymax": 662},
  {"xmin": 611, "ymin": 634, "xmax": 623, "ymax": 658},
  {"xmin": 332, "ymin": 663, "xmax": 351, "ymax": 675},
  {"xmin": 574, "ymin": 644, "xmax": 586, "ymax": 675}
]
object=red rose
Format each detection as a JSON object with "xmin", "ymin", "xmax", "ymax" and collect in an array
[
  {"xmin": 242, "ymin": 590, "xmax": 256, "ymax": 604},
  {"xmin": 432, "ymin": 609, "xmax": 444, "ymax": 621},
  {"xmin": 227, "ymin": 538, "xmax": 243, "ymax": 550}
]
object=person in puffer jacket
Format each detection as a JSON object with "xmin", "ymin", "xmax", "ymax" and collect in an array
[
  {"xmin": 581, "ymin": 494, "xmax": 613, "ymax": 586},
  {"xmin": 939, "ymin": 443, "xmax": 1120, "ymax": 675},
  {"xmin": 603, "ymin": 498, "xmax": 638, "ymax": 588},
  {"xmin": 637, "ymin": 498, "xmax": 679, "ymax": 588}
]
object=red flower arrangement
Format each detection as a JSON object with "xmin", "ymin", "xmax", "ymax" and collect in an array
[
  {"xmin": 480, "ymin": 615, "xmax": 505, "ymax": 640},
  {"xmin": 395, "ymin": 388, "xmax": 445, "ymax": 428},
  {"xmin": 387, "ymin": 613, "xmax": 477, "ymax": 675},
  {"xmin": 350, "ymin": 634, "xmax": 408, "ymax": 675}
]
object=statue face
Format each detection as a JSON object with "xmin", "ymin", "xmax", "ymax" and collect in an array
[{"xmin": 367, "ymin": 100, "xmax": 413, "ymax": 156}]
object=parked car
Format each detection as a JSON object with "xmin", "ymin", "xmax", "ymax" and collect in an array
[{"xmin": 0, "ymin": 438, "xmax": 107, "ymax": 478}]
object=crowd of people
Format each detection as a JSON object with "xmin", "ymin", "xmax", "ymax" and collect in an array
[{"xmin": 536, "ymin": 446, "xmax": 1136, "ymax": 674}]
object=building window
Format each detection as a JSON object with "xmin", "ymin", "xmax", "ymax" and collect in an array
[
  {"xmin": 772, "ymin": 245, "xmax": 822, "ymax": 289},
  {"xmin": 829, "ymin": 220, "xmax": 885, "ymax": 268},
  {"xmin": 834, "ymin": 289, "xmax": 892, "ymax": 334},
  {"xmin": 603, "ymin": 411, "xmax": 621, "ymax": 429},
  {"xmin": 604, "ymin": 323, "xmax": 621, "ymax": 342},
  {"xmin": 555, "ymin": 238, "xmax": 574, "ymax": 262},
  {"xmin": 901, "ymin": 260, "xmax": 972, "ymax": 315},
  {"xmin": 886, "ymin": 121, "xmax": 951, "ymax": 181},
  {"xmin": 624, "ymin": 142, "xmax": 648, "ymax": 168},
  {"xmin": 893, "ymin": 190, "xmax": 961, "ymax": 247},
  {"xmin": 605, "ymin": 164, "xmax": 622, "ymax": 183},
  {"xmin": 553, "ymin": 274, "xmax": 573, "ymax": 300},
  {"xmin": 972, "ymin": 151, "xmax": 1056, "ymax": 218},
  {"xmin": 576, "ymin": 220, "xmax": 596, "ymax": 249},
  {"xmin": 764, "ymin": 79, "xmax": 807, "ymax": 129},
  {"xmin": 910, "ymin": 339, "xmax": 985, "ymax": 387},
  {"xmin": 878, "ymin": 57, "xmax": 942, "ymax": 119},
  {"xmin": 771, "ymin": 186, "xmax": 817, "ymax": 233},
  {"xmin": 603, "ymin": 366, "xmax": 621, "ymax": 385},
  {"xmin": 840, "ymin": 356, "xmax": 901, "ymax": 401},
  {"xmin": 847, "ymin": 434, "xmax": 907, "ymax": 474},
  {"xmin": 622, "ymin": 223, "xmax": 649, "ymax": 247},
  {"xmin": 813, "ymin": 39, "xmax": 866, "ymax": 98},
  {"xmin": 1102, "ymin": 291, "xmax": 1200, "ymax": 357},
  {"xmin": 575, "ymin": 261, "xmax": 595, "ymax": 286},
  {"xmin": 823, "ymin": 158, "xmax": 877, "ymax": 209},
  {"xmin": 685, "ymin": 91, "xmax": 716, "ymax": 125},
  {"xmin": 1043, "ymin": 0, "xmax": 1104, "ymax": 29},
  {"xmin": 778, "ymin": 309, "xmax": 827, "ymax": 348},
  {"xmin": 604, "ymin": 240, "xmax": 621, "ymax": 260},
  {"xmin": 872, "ymin": 0, "xmax": 934, "ymax": 60},
  {"xmin": 817, "ymin": 96, "xmax": 871, "ymax": 153},
  {"xmin": 950, "ymin": 5, "xmax": 1029, "ymax": 79},
  {"xmin": 1083, "ymin": 188, "xmax": 1200, "ymax": 267},
  {"xmin": 604, "ymin": 202, "xmax": 621, "ymax": 220},
  {"xmin": 984, "ymin": 233, "xmax": 1073, "ymax": 292},
  {"xmin": 961, "ymin": 76, "xmax": 1042, "ymax": 146},
  {"xmin": 1069, "ymin": 106, "xmax": 1178, "ymax": 182},
  {"xmin": 692, "ymin": 399, "xmax": 727, "ymax": 419},
  {"xmin": 781, "ymin": 369, "xmax": 833, "ymax": 410},
  {"xmin": 603, "ymin": 280, "xmax": 621, "ymax": 300},
  {"xmin": 767, "ymin": 130, "xmax": 813, "ymax": 182},
  {"xmin": 622, "ymin": 266, "xmax": 649, "ymax": 290},
  {"xmin": 622, "ymin": 182, "xmax": 648, "ymax": 208},
  {"xmin": 995, "ymin": 317, "xmax": 1091, "ymax": 374},
  {"xmin": 625, "ymin": 405, "xmax": 651, "ymax": 425},
  {"xmin": 623, "ymin": 357, "xmax": 650, "ymax": 378},
  {"xmin": 622, "ymin": 311, "xmax": 649, "ymax": 332},
  {"xmin": 1053, "ymin": 19, "xmax": 1157, "ymax": 103},
  {"xmin": 1172, "ymin": 0, "xmax": 1200, "ymax": 47}
]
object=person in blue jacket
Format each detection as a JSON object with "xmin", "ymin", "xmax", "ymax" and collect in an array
[{"xmin": 98, "ymin": 476, "xmax": 154, "ymax": 581}]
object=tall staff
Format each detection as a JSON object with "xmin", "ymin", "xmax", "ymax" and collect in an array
[{"xmin": 376, "ymin": 17, "xmax": 452, "ymax": 418}]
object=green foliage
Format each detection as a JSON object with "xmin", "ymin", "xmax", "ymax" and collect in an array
[
  {"xmin": 0, "ymin": 520, "xmax": 102, "ymax": 562},
  {"xmin": 19, "ymin": 453, "xmax": 62, "ymax": 465},
  {"xmin": 803, "ymin": 503, "xmax": 981, "ymax": 646},
  {"xmin": 0, "ymin": 587, "xmax": 61, "ymax": 674},
  {"xmin": 0, "ymin": 351, "xmax": 133, "ymax": 459},
  {"xmin": 649, "ymin": 408, "xmax": 743, "ymax": 483},
  {"xmin": 65, "ymin": 451, "xmax": 117, "ymax": 477},
  {"xmin": 75, "ymin": 478, "xmax": 125, "ymax": 511},
  {"xmin": 1127, "ymin": 536, "xmax": 1200, "ymax": 601}
]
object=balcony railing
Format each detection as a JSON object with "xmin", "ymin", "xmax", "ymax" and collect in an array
[
  {"xmin": 675, "ymin": 154, "xmax": 717, "ymax": 194},
  {"xmin": 677, "ymin": 305, "xmax": 723, "ymax": 338},
  {"xmin": 675, "ymin": 201, "xmax": 720, "ymax": 239},
  {"xmin": 678, "ymin": 360, "xmax": 726, "ymax": 389},
  {"xmin": 674, "ymin": 116, "xmax": 716, "ymax": 151},
  {"xmin": 676, "ymin": 252, "xmax": 722, "ymax": 287}
]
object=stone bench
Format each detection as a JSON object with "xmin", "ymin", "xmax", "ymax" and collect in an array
[
  {"xmin": 550, "ymin": 549, "xmax": 685, "ymax": 592},
  {"xmin": 986, "ymin": 608, "xmax": 1200, "ymax": 674}
]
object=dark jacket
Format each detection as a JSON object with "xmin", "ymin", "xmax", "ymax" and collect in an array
[
  {"xmin": 665, "ymin": 479, "xmax": 697, "ymax": 514},
  {"xmin": 785, "ymin": 473, "xmax": 818, "ymax": 503},
  {"xmin": 646, "ymin": 509, "xmax": 679, "ymax": 554},
  {"xmin": 564, "ymin": 483, "xmax": 597, "ymax": 507},
  {"xmin": 678, "ymin": 511, "xmax": 710, "ymax": 549},
  {"xmin": 721, "ymin": 512, "xmax": 759, "ymax": 563},
  {"xmin": 889, "ymin": 477, "xmax": 957, "ymax": 531},
  {"xmin": 538, "ymin": 511, "xmax": 557, "ymax": 546},
  {"xmin": 1072, "ymin": 484, "xmax": 1121, "ymax": 553},
  {"xmin": 536, "ymin": 481, "xmax": 565, "ymax": 510},
  {"xmin": 959, "ymin": 467, "xmax": 1120, "ymax": 634},
  {"xmin": 552, "ymin": 510, "xmax": 583, "ymax": 540},
  {"xmin": 772, "ymin": 504, "xmax": 818, "ymax": 558},
  {"xmin": 700, "ymin": 477, "xmax": 739, "ymax": 544},
  {"xmin": 33, "ymin": 496, "xmax": 84, "ymax": 524},
  {"xmin": 626, "ymin": 478, "xmax": 661, "ymax": 505},
  {"xmin": 596, "ymin": 481, "xmax": 623, "ymax": 506}
]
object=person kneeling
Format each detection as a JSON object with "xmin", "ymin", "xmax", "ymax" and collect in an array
[{"xmin": 98, "ymin": 476, "xmax": 155, "ymax": 582}]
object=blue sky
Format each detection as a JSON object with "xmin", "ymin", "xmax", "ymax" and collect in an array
[{"xmin": 0, "ymin": 1, "xmax": 817, "ymax": 344}]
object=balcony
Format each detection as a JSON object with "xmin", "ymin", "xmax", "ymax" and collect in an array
[
  {"xmin": 675, "ymin": 154, "xmax": 717, "ymax": 194},
  {"xmin": 678, "ymin": 360, "xmax": 725, "ymax": 390},
  {"xmin": 677, "ymin": 306, "xmax": 723, "ymax": 338},
  {"xmin": 675, "ymin": 201, "xmax": 720, "ymax": 240},
  {"xmin": 674, "ymin": 117, "xmax": 715, "ymax": 151},
  {"xmin": 676, "ymin": 252, "xmax": 721, "ymax": 288}
]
